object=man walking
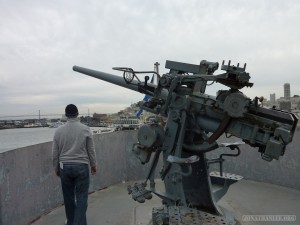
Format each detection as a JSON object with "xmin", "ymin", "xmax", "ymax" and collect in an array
[{"xmin": 52, "ymin": 104, "xmax": 97, "ymax": 225}]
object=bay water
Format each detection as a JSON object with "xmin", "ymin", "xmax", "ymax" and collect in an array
[{"xmin": 0, "ymin": 127, "xmax": 107, "ymax": 153}]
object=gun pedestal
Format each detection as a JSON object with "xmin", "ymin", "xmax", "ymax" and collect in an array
[
  {"xmin": 139, "ymin": 95, "xmax": 241, "ymax": 224},
  {"xmin": 151, "ymin": 152, "xmax": 241, "ymax": 225}
]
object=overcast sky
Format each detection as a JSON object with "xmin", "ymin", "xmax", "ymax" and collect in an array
[{"xmin": 1, "ymin": 0, "xmax": 299, "ymax": 118}]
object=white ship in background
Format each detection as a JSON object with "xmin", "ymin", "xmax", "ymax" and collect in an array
[{"xmin": 48, "ymin": 121, "xmax": 64, "ymax": 128}]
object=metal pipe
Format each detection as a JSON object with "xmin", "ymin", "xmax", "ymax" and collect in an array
[{"xmin": 73, "ymin": 65, "xmax": 142, "ymax": 93}]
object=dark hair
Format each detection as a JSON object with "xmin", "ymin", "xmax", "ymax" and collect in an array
[{"xmin": 65, "ymin": 104, "xmax": 79, "ymax": 118}]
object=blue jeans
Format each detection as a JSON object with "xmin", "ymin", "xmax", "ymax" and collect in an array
[{"xmin": 60, "ymin": 163, "xmax": 90, "ymax": 225}]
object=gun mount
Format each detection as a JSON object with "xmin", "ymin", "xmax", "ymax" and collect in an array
[{"xmin": 73, "ymin": 60, "xmax": 298, "ymax": 225}]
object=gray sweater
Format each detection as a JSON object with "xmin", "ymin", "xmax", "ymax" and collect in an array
[{"xmin": 52, "ymin": 118, "xmax": 97, "ymax": 173}]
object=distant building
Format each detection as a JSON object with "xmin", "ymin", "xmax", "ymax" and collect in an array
[
  {"xmin": 93, "ymin": 113, "xmax": 107, "ymax": 121},
  {"xmin": 270, "ymin": 93, "xmax": 276, "ymax": 105},
  {"xmin": 290, "ymin": 95, "xmax": 300, "ymax": 111},
  {"xmin": 118, "ymin": 103, "xmax": 140, "ymax": 118},
  {"xmin": 267, "ymin": 83, "xmax": 300, "ymax": 111},
  {"xmin": 279, "ymin": 100, "xmax": 291, "ymax": 112},
  {"xmin": 284, "ymin": 83, "xmax": 291, "ymax": 100}
]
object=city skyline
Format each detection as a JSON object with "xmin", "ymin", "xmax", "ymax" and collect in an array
[
  {"xmin": 1, "ymin": 78, "xmax": 298, "ymax": 119},
  {"xmin": 2, "ymin": 81, "xmax": 299, "ymax": 121},
  {"xmin": 1, "ymin": 0, "xmax": 300, "ymax": 116}
]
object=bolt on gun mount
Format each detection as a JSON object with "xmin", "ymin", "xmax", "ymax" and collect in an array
[{"xmin": 73, "ymin": 60, "xmax": 298, "ymax": 224}]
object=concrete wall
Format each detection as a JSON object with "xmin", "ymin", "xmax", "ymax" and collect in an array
[
  {"xmin": 207, "ymin": 129, "xmax": 300, "ymax": 190},
  {"xmin": 0, "ymin": 129, "xmax": 299, "ymax": 225},
  {"xmin": 0, "ymin": 130, "xmax": 149, "ymax": 225},
  {"xmin": 0, "ymin": 142, "xmax": 61, "ymax": 225}
]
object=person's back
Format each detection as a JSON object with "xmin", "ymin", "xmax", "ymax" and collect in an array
[
  {"xmin": 53, "ymin": 118, "xmax": 96, "ymax": 167},
  {"xmin": 52, "ymin": 104, "xmax": 97, "ymax": 225}
]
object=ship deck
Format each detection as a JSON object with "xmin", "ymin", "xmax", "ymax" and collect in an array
[{"xmin": 32, "ymin": 179, "xmax": 300, "ymax": 225}]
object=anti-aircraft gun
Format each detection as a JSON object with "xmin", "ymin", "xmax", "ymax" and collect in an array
[{"xmin": 73, "ymin": 60, "xmax": 298, "ymax": 225}]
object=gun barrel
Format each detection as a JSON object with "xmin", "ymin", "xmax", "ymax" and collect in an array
[{"xmin": 73, "ymin": 65, "xmax": 141, "ymax": 93}]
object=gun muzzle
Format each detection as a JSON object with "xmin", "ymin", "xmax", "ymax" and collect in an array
[{"xmin": 73, "ymin": 65, "xmax": 142, "ymax": 93}]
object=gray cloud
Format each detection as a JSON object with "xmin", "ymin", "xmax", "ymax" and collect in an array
[{"xmin": 1, "ymin": 0, "xmax": 299, "ymax": 117}]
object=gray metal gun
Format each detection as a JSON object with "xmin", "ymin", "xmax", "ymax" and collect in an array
[{"xmin": 73, "ymin": 60, "xmax": 298, "ymax": 225}]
